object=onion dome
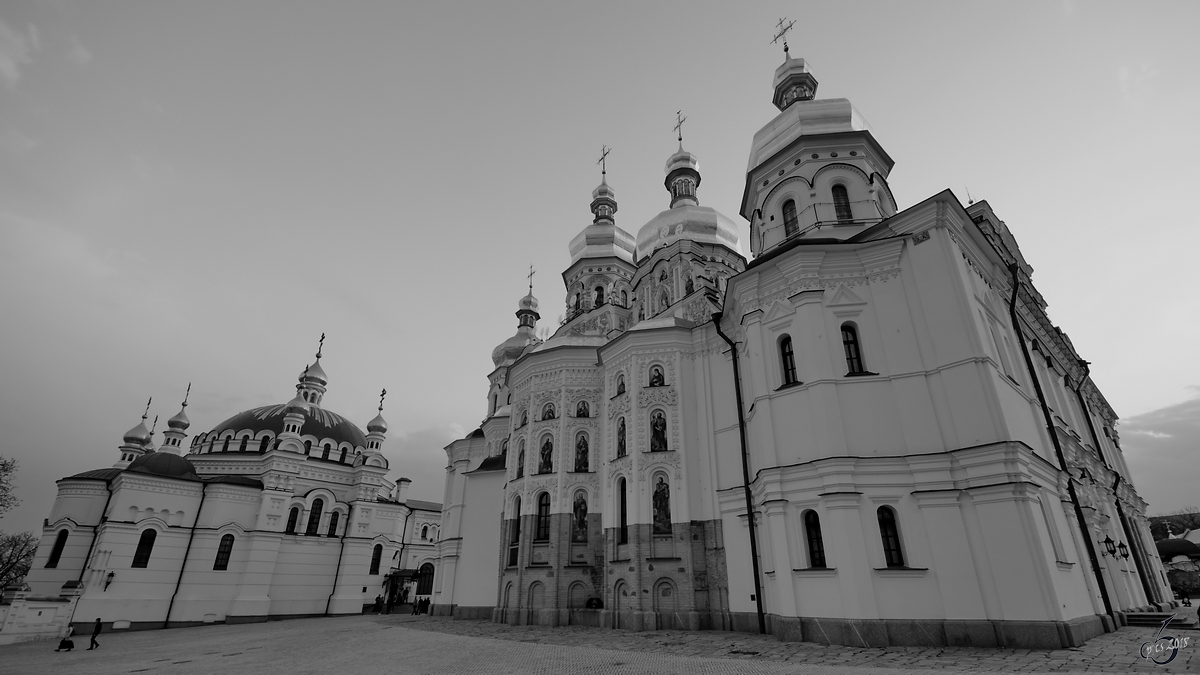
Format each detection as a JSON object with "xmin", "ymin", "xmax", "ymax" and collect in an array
[
  {"xmin": 367, "ymin": 388, "xmax": 388, "ymax": 434},
  {"xmin": 123, "ymin": 419, "xmax": 151, "ymax": 445},
  {"xmin": 492, "ymin": 290, "xmax": 540, "ymax": 366},
  {"xmin": 636, "ymin": 144, "xmax": 742, "ymax": 260},
  {"xmin": 126, "ymin": 452, "xmax": 201, "ymax": 481},
  {"xmin": 167, "ymin": 405, "xmax": 190, "ymax": 431},
  {"xmin": 519, "ymin": 292, "xmax": 539, "ymax": 312},
  {"xmin": 301, "ymin": 358, "xmax": 328, "ymax": 386},
  {"xmin": 285, "ymin": 393, "xmax": 310, "ymax": 416}
]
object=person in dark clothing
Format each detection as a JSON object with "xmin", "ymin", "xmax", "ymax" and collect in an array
[
  {"xmin": 410, "ymin": 598, "xmax": 420, "ymax": 615},
  {"xmin": 88, "ymin": 619, "xmax": 101, "ymax": 650},
  {"xmin": 55, "ymin": 625, "xmax": 74, "ymax": 652},
  {"xmin": 373, "ymin": 595, "xmax": 383, "ymax": 614}
]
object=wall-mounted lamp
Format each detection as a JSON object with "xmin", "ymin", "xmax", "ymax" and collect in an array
[
  {"xmin": 1118, "ymin": 541, "xmax": 1130, "ymax": 560},
  {"xmin": 1102, "ymin": 536, "xmax": 1117, "ymax": 557},
  {"xmin": 104, "ymin": 571, "xmax": 115, "ymax": 591}
]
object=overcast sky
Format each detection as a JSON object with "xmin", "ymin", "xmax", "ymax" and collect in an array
[{"xmin": 1, "ymin": 1, "xmax": 1198, "ymax": 536}]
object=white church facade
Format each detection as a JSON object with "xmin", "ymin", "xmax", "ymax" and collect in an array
[
  {"xmin": 24, "ymin": 347, "xmax": 441, "ymax": 631},
  {"xmin": 432, "ymin": 54, "xmax": 1174, "ymax": 648}
]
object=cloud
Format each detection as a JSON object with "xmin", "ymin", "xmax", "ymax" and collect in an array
[
  {"xmin": 383, "ymin": 424, "xmax": 465, "ymax": 503},
  {"xmin": 1121, "ymin": 393, "xmax": 1200, "ymax": 515},
  {"xmin": 66, "ymin": 34, "xmax": 90, "ymax": 66},
  {"xmin": 1117, "ymin": 62, "xmax": 1160, "ymax": 100},
  {"xmin": 0, "ymin": 15, "xmax": 38, "ymax": 89}
]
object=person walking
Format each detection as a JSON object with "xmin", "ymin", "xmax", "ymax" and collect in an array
[
  {"xmin": 54, "ymin": 625, "xmax": 74, "ymax": 652},
  {"xmin": 88, "ymin": 619, "xmax": 102, "ymax": 650},
  {"xmin": 373, "ymin": 595, "xmax": 383, "ymax": 614}
]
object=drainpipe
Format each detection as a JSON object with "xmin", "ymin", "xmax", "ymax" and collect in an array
[
  {"xmin": 324, "ymin": 503, "xmax": 355, "ymax": 616},
  {"xmin": 1008, "ymin": 263, "xmax": 1113, "ymax": 621},
  {"xmin": 77, "ymin": 481, "xmax": 114, "ymax": 584},
  {"xmin": 712, "ymin": 312, "xmax": 767, "ymax": 635},
  {"xmin": 164, "ymin": 482, "xmax": 208, "ymax": 629},
  {"xmin": 1072, "ymin": 367, "xmax": 1157, "ymax": 606},
  {"xmin": 68, "ymin": 479, "xmax": 115, "ymax": 631}
]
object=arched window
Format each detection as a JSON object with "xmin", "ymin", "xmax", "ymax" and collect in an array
[
  {"xmin": 621, "ymin": 290, "xmax": 628, "ymax": 306},
  {"xmin": 369, "ymin": 544, "xmax": 383, "ymax": 575},
  {"xmin": 492, "ymin": 394, "xmax": 498, "ymax": 414},
  {"xmin": 841, "ymin": 323, "xmax": 865, "ymax": 374},
  {"xmin": 304, "ymin": 440, "xmax": 312, "ymax": 455},
  {"xmin": 45, "ymin": 530, "xmax": 69, "ymax": 568},
  {"xmin": 535, "ymin": 492, "xmax": 551, "ymax": 541},
  {"xmin": 542, "ymin": 403, "xmax": 556, "ymax": 420},
  {"xmin": 804, "ymin": 511, "xmax": 826, "ymax": 568},
  {"xmin": 238, "ymin": 436, "xmax": 248, "ymax": 452},
  {"xmin": 213, "ymin": 534, "xmax": 234, "ymax": 570},
  {"xmin": 285, "ymin": 507, "xmax": 299, "ymax": 534},
  {"xmin": 616, "ymin": 375, "xmax": 625, "ymax": 395},
  {"xmin": 878, "ymin": 506, "xmax": 904, "ymax": 567},
  {"xmin": 832, "ymin": 184, "xmax": 852, "ymax": 222},
  {"xmin": 415, "ymin": 562, "xmax": 435, "ymax": 595},
  {"xmin": 131, "ymin": 529, "xmax": 156, "ymax": 568},
  {"xmin": 306, "ymin": 499, "xmax": 324, "ymax": 536},
  {"xmin": 780, "ymin": 335, "xmax": 798, "ymax": 385},
  {"xmin": 516, "ymin": 440, "xmax": 525, "ymax": 479},
  {"xmin": 618, "ymin": 478, "xmax": 629, "ymax": 544},
  {"xmin": 421, "ymin": 525, "xmax": 429, "ymax": 540},
  {"xmin": 259, "ymin": 437, "xmax": 270, "ymax": 453},
  {"xmin": 507, "ymin": 392, "xmax": 512, "ymax": 404},
  {"xmin": 782, "ymin": 199, "xmax": 798, "ymax": 237},
  {"xmin": 595, "ymin": 286, "xmax": 605, "ymax": 306},
  {"xmin": 321, "ymin": 443, "xmax": 331, "ymax": 460},
  {"xmin": 221, "ymin": 437, "xmax": 230, "ymax": 453},
  {"xmin": 339, "ymin": 448, "xmax": 347, "ymax": 464},
  {"xmin": 327, "ymin": 511, "xmax": 340, "ymax": 537}
]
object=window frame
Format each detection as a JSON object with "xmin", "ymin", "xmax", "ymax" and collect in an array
[
  {"xmin": 534, "ymin": 492, "xmax": 551, "ymax": 541},
  {"xmin": 832, "ymin": 184, "xmax": 852, "ymax": 222},
  {"xmin": 841, "ymin": 323, "xmax": 866, "ymax": 375},
  {"xmin": 877, "ymin": 506, "xmax": 904, "ymax": 568},
  {"xmin": 780, "ymin": 335, "xmax": 798, "ymax": 385},
  {"xmin": 782, "ymin": 198, "xmax": 799, "ymax": 237},
  {"xmin": 285, "ymin": 507, "xmax": 300, "ymax": 534},
  {"xmin": 213, "ymin": 534, "xmax": 234, "ymax": 571},
  {"xmin": 45, "ymin": 529, "xmax": 69, "ymax": 568},
  {"xmin": 369, "ymin": 544, "xmax": 383, "ymax": 575},
  {"xmin": 803, "ymin": 510, "xmax": 826, "ymax": 568},
  {"xmin": 131, "ymin": 529, "xmax": 157, "ymax": 569},
  {"xmin": 305, "ymin": 499, "xmax": 324, "ymax": 536}
]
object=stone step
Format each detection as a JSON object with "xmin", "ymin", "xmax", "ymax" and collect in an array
[{"xmin": 1125, "ymin": 612, "xmax": 1199, "ymax": 629}]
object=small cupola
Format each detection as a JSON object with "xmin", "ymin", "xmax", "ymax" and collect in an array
[{"xmin": 773, "ymin": 57, "xmax": 818, "ymax": 111}]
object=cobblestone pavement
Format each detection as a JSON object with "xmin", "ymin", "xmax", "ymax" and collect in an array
[
  {"xmin": 383, "ymin": 608, "xmax": 1199, "ymax": 673},
  {"xmin": 0, "ymin": 610, "xmax": 1194, "ymax": 675}
]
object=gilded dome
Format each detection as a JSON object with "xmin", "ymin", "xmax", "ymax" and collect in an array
[
  {"xmin": 367, "ymin": 412, "xmax": 388, "ymax": 434},
  {"xmin": 122, "ymin": 420, "xmax": 151, "ymax": 445},
  {"xmin": 635, "ymin": 204, "xmax": 743, "ymax": 261}
]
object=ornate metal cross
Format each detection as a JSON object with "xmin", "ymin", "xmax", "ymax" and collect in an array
[
  {"xmin": 378, "ymin": 388, "xmax": 387, "ymax": 411},
  {"xmin": 597, "ymin": 144, "xmax": 611, "ymax": 176},
  {"xmin": 316, "ymin": 332, "xmax": 325, "ymax": 359},
  {"xmin": 772, "ymin": 17, "xmax": 796, "ymax": 53},
  {"xmin": 674, "ymin": 111, "xmax": 687, "ymax": 143},
  {"xmin": 527, "ymin": 264, "xmax": 536, "ymax": 294}
]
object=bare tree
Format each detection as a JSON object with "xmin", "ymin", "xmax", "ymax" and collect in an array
[
  {"xmin": 1149, "ymin": 507, "xmax": 1200, "ymax": 541},
  {"xmin": 0, "ymin": 455, "xmax": 36, "ymax": 588},
  {"xmin": 0, "ymin": 456, "xmax": 17, "ymax": 517},
  {"xmin": 0, "ymin": 532, "xmax": 36, "ymax": 588}
]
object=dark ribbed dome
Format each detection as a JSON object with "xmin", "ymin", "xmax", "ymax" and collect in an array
[
  {"xmin": 1156, "ymin": 538, "xmax": 1200, "ymax": 560},
  {"xmin": 208, "ymin": 403, "xmax": 367, "ymax": 448},
  {"xmin": 126, "ymin": 453, "xmax": 201, "ymax": 481}
]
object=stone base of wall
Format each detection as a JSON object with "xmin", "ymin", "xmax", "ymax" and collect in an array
[
  {"xmin": 452, "ymin": 605, "xmax": 492, "ymax": 620},
  {"xmin": 723, "ymin": 612, "xmax": 1111, "ymax": 649}
]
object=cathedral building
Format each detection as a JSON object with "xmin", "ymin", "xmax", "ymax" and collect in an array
[
  {"xmin": 433, "ymin": 53, "xmax": 1173, "ymax": 648},
  {"xmin": 24, "ymin": 346, "xmax": 441, "ymax": 631}
]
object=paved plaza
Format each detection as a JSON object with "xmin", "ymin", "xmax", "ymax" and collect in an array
[{"xmin": 1, "ymin": 610, "xmax": 1195, "ymax": 674}]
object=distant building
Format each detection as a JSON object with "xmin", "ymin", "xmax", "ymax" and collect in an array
[
  {"xmin": 433, "ymin": 53, "xmax": 1173, "ymax": 648},
  {"xmin": 25, "ymin": 349, "xmax": 439, "ymax": 630}
]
